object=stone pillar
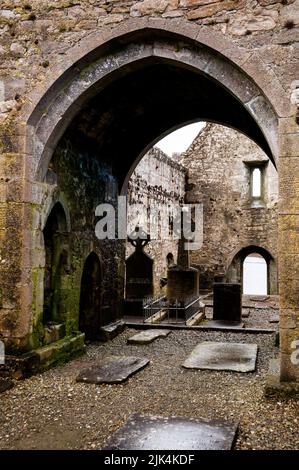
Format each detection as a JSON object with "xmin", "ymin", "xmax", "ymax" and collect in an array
[
  {"xmin": 279, "ymin": 113, "xmax": 299, "ymax": 383},
  {"xmin": 0, "ymin": 144, "xmax": 32, "ymax": 353}
]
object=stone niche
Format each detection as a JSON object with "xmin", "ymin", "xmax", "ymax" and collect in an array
[{"xmin": 213, "ymin": 283, "xmax": 242, "ymax": 323}]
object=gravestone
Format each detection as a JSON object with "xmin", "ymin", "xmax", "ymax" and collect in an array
[
  {"xmin": 127, "ymin": 329, "xmax": 171, "ymax": 345},
  {"xmin": 213, "ymin": 283, "xmax": 242, "ymax": 323},
  {"xmin": 105, "ymin": 414, "xmax": 238, "ymax": 450},
  {"xmin": 182, "ymin": 342, "xmax": 258, "ymax": 372},
  {"xmin": 76, "ymin": 356, "xmax": 149, "ymax": 384},
  {"xmin": 124, "ymin": 227, "xmax": 153, "ymax": 316}
]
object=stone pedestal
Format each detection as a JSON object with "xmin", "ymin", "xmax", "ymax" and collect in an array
[
  {"xmin": 167, "ymin": 266, "xmax": 199, "ymax": 306},
  {"xmin": 213, "ymin": 283, "xmax": 242, "ymax": 322}
]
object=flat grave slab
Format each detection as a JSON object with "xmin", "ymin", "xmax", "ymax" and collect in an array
[
  {"xmin": 182, "ymin": 341, "xmax": 258, "ymax": 373},
  {"xmin": 127, "ymin": 329, "xmax": 171, "ymax": 345},
  {"xmin": 76, "ymin": 356, "xmax": 149, "ymax": 384},
  {"xmin": 105, "ymin": 414, "xmax": 238, "ymax": 450}
]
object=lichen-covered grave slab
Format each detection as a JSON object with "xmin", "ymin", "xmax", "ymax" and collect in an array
[
  {"xmin": 127, "ymin": 329, "xmax": 171, "ymax": 345},
  {"xmin": 182, "ymin": 342, "xmax": 258, "ymax": 372},
  {"xmin": 76, "ymin": 356, "xmax": 149, "ymax": 384}
]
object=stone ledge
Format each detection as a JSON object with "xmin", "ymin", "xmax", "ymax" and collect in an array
[
  {"xmin": 125, "ymin": 321, "xmax": 275, "ymax": 334},
  {"xmin": 0, "ymin": 332, "xmax": 85, "ymax": 380},
  {"xmin": 265, "ymin": 358, "xmax": 299, "ymax": 398}
]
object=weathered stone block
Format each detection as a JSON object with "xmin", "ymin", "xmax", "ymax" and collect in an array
[
  {"xmin": 265, "ymin": 358, "xmax": 299, "ymax": 397},
  {"xmin": 280, "ymin": 133, "xmax": 299, "ymax": 158},
  {"xmin": 280, "ymin": 352, "xmax": 299, "ymax": 383},
  {"xmin": 213, "ymin": 283, "xmax": 242, "ymax": 322},
  {"xmin": 131, "ymin": 0, "xmax": 169, "ymax": 17},
  {"xmin": 187, "ymin": 1, "xmax": 236, "ymax": 20}
]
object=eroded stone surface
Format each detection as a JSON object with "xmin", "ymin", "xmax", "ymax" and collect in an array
[
  {"xmin": 105, "ymin": 413, "xmax": 238, "ymax": 450},
  {"xmin": 182, "ymin": 342, "xmax": 258, "ymax": 372},
  {"xmin": 127, "ymin": 329, "xmax": 171, "ymax": 344},
  {"xmin": 76, "ymin": 356, "xmax": 149, "ymax": 384}
]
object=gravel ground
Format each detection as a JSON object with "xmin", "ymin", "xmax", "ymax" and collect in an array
[{"xmin": 0, "ymin": 328, "xmax": 298, "ymax": 450}]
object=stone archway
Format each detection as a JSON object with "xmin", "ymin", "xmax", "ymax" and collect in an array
[
  {"xmin": 226, "ymin": 245, "xmax": 278, "ymax": 296},
  {"xmin": 2, "ymin": 18, "xmax": 297, "ymax": 384}
]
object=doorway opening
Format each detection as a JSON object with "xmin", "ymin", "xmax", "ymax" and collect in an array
[
  {"xmin": 43, "ymin": 202, "xmax": 69, "ymax": 325},
  {"xmin": 243, "ymin": 253, "xmax": 267, "ymax": 295},
  {"xmin": 79, "ymin": 252, "xmax": 103, "ymax": 340}
]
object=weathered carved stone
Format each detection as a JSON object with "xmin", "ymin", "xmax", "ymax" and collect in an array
[
  {"xmin": 131, "ymin": 0, "xmax": 169, "ymax": 17},
  {"xmin": 229, "ymin": 14, "xmax": 277, "ymax": 36}
]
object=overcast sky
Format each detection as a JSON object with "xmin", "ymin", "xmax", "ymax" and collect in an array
[{"xmin": 155, "ymin": 122, "xmax": 205, "ymax": 156}]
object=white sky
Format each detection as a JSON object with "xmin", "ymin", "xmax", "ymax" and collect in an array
[
  {"xmin": 243, "ymin": 255, "xmax": 267, "ymax": 295},
  {"xmin": 155, "ymin": 122, "xmax": 205, "ymax": 156}
]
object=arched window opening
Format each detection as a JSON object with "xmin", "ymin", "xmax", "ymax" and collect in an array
[
  {"xmin": 243, "ymin": 253, "xmax": 267, "ymax": 295},
  {"xmin": 251, "ymin": 167, "xmax": 262, "ymax": 198}
]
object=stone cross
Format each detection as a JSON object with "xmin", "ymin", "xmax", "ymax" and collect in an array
[{"xmin": 127, "ymin": 226, "xmax": 150, "ymax": 251}]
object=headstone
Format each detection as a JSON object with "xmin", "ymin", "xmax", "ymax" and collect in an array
[
  {"xmin": 105, "ymin": 413, "xmax": 238, "ymax": 450},
  {"xmin": 125, "ymin": 227, "xmax": 153, "ymax": 299},
  {"xmin": 213, "ymin": 283, "xmax": 242, "ymax": 322},
  {"xmin": 76, "ymin": 356, "xmax": 149, "ymax": 384},
  {"xmin": 124, "ymin": 227, "xmax": 153, "ymax": 316},
  {"xmin": 182, "ymin": 342, "xmax": 258, "ymax": 372},
  {"xmin": 127, "ymin": 329, "xmax": 171, "ymax": 345}
]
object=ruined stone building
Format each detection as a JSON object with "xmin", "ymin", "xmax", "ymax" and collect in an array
[
  {"xmin": 126, "ymin": 123, "xmax": 278, "ymax": 299},
  {"xmin": 0, "ymin": 0, "xmax": 298, "ymax": 387},
  {"xmin": 177, "ymin": 123, "xmax": 279, "ymax": 293},
  {"xmin": 126, "ymin": 147, "xmax": 186, "ymax": 295}
]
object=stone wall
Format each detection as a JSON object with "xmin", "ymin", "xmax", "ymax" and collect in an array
[
  {"xmin": 25, "ymin": 132, "xmax": 125, "ymax": 351},
  {"xmin": 176, "ymin": 123, "xmax": 279, "ymax": 292},
  {"xmin": 126, "ymin": 147, "xmax": 186, "ymax": 295},
  {"xmin": 0, "ymin": 0, "xmax": 298, "ymax": 126}
]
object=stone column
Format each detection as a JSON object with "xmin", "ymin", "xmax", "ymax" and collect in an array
[
  {"xmin": 279, "ymin": 104, "xmax": 299, "ymax": 382},
  {"xmin": 0, "ymin": 143, "xmax": 31, "ymax": 353}
]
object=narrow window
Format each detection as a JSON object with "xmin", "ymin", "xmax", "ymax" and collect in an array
[{"xmin": 251, "ymin": 167, "xmax": 262, "ymax": 198}]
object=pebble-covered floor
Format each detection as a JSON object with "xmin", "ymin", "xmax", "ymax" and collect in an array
[{"xmin": 0, "ymin": 328, "xmax": 298, "ymax": 450}]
